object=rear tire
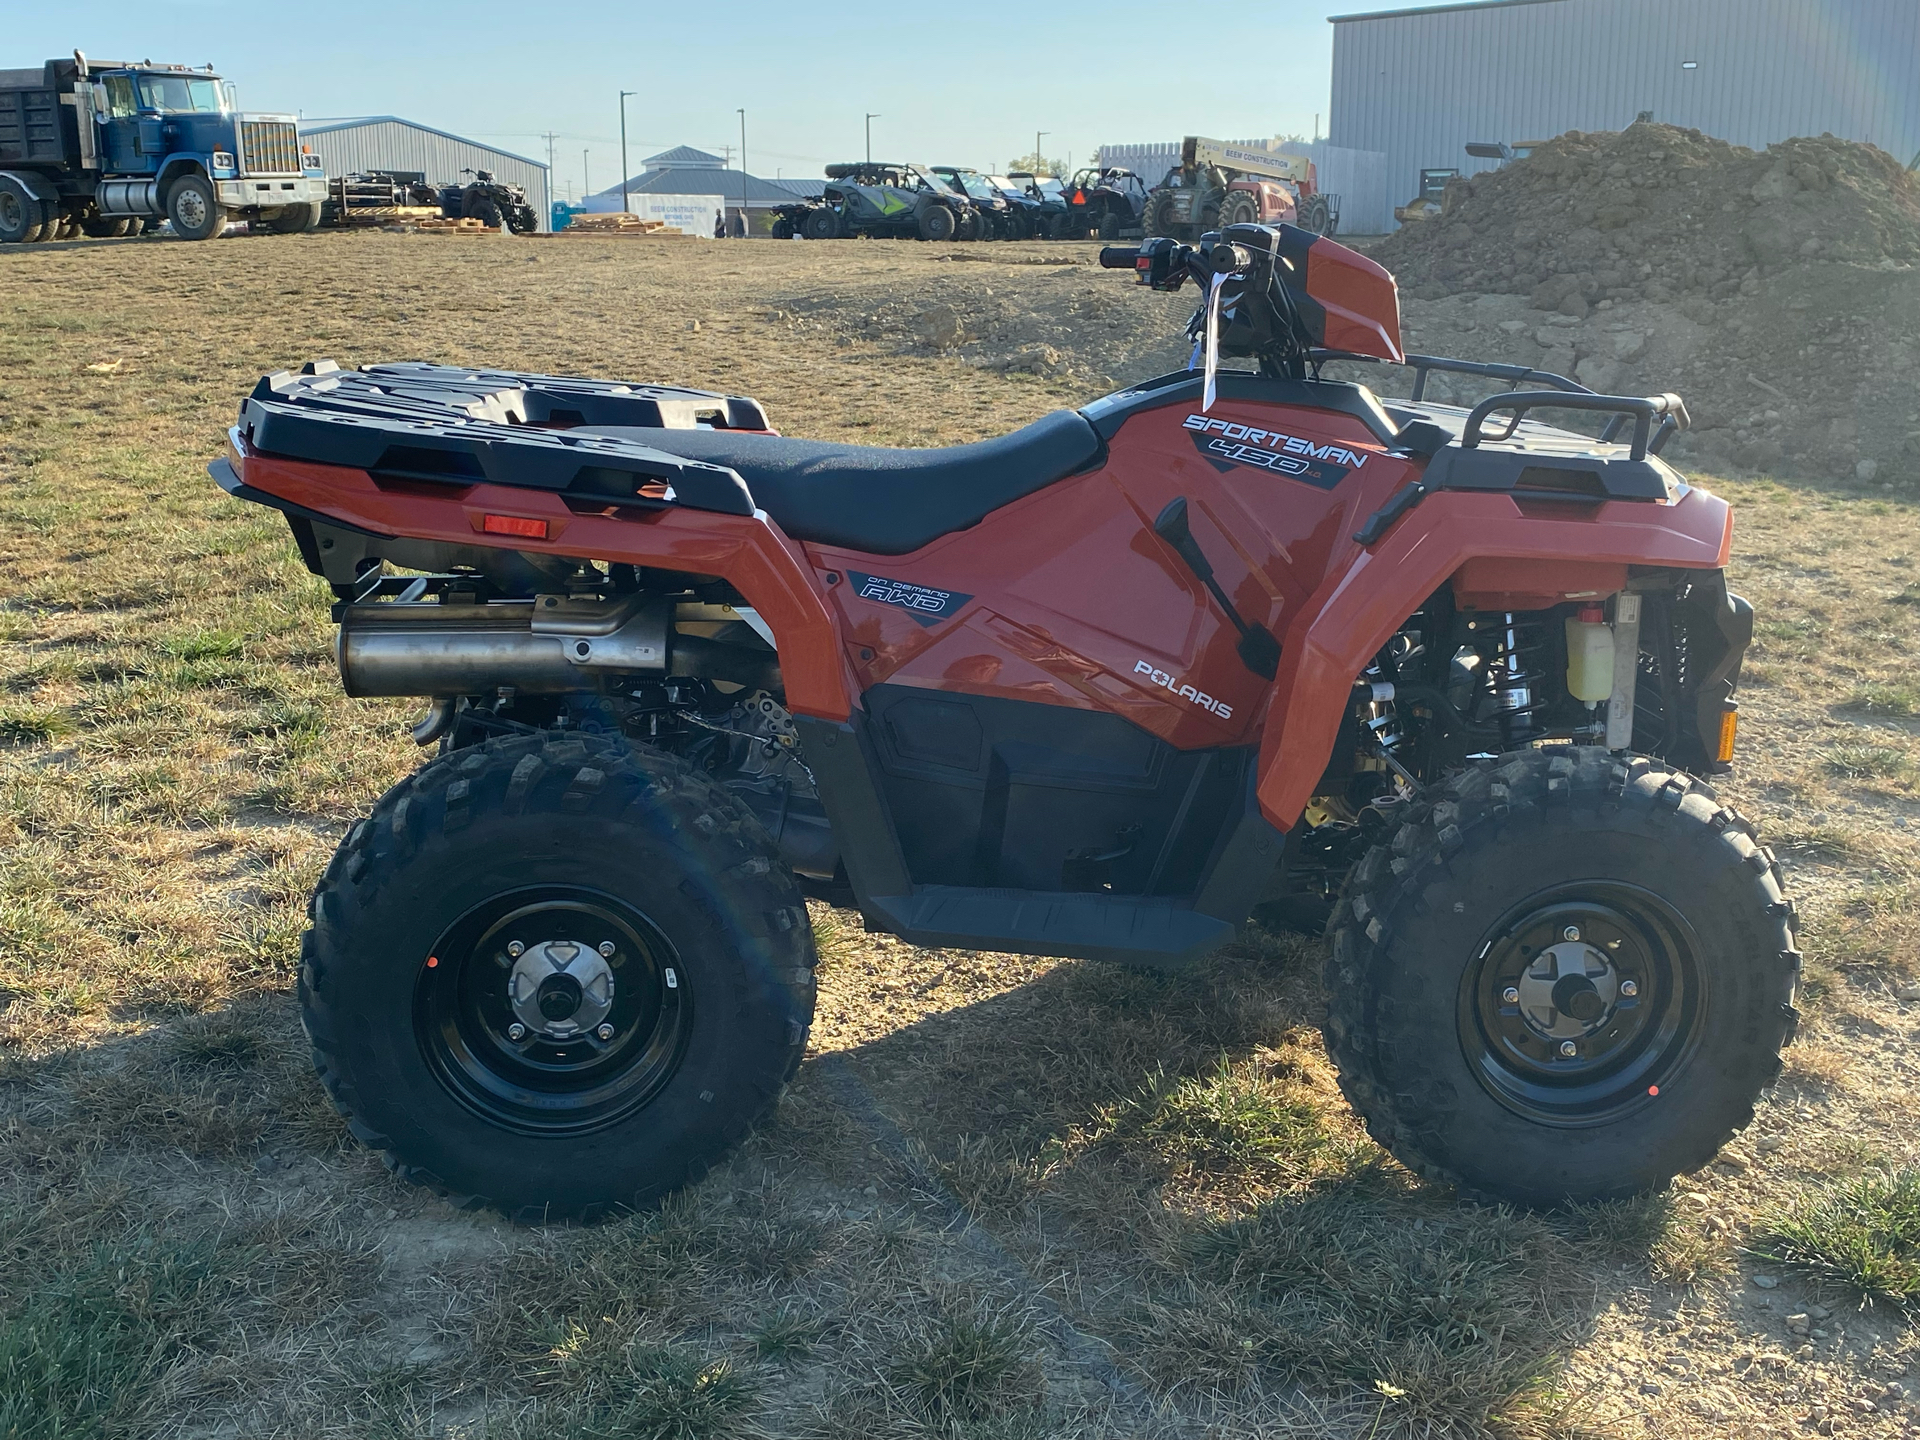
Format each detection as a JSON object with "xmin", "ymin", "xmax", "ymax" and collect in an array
[
  {"xmin": 1220, "ymin": 193, "xmax": 1259, "ymax": 228},
  {"xmin": 1097, "ymin": 210, "xmax": 1120, "ymax": 242},
  {"xmin": 166, "ymin": 174, "xmax": 225, "ymax": 240},
  {"xmin": 462, "ymin": 191, "xmax": 503, "ymax": 228},
  {"xmin": 917, "ymin": 202, "xmax": 957, "ymax": 242},
  {"xmin": 1298, "ymin": 195, "xmax": 1333, "ymax": 235},
  {"xmin": 0, "ymin": 177, "xmax": 44, "ymax": 243},
  {"xmin": 801, "ymin": 206, "xmax": 839, "ymax": 240},
  {"xmin": 301, "ymin": 732, "xmax": 817, "ymax": 1221},
  {"xmin": 1324, "ymin": 748, "xmax": 1799, "ymax": 1208},
  {"xmin": 262, "ymin": 202, "xmax": 319, "ymax": 234}
]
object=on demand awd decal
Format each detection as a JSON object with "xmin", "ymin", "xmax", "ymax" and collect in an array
[
  {"xmin": 847, "ymin": 572, "xmax": 973, "ymax": 626},
  {"xmin": 1183, "ymin": 413, "xmax": 1370, "ymax": 489}
]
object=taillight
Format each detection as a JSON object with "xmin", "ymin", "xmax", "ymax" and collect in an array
[{"xmin": 482, "ymin": 513, "xmax": 549, "ymax": 539}]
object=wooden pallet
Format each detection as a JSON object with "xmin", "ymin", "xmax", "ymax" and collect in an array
[
  {"xmin": 414, "ymin": 217, "xmax": 501, "ymax": 235},
  {"xmin": 333, "ymin": 205, "xmax": 443, "ymax": 226},
  {"xmin": 557, "ymin": 212, "xmax": 686, "ymax": 236}
]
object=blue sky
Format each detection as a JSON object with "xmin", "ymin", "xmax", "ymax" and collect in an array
[{"xmin": 12, "ymin": 0, "xmax": 1425, "ymax": 199}]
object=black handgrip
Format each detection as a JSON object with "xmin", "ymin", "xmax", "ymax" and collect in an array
[
  {"xmin": 1099, "ymin": 246, "xmax": 1141, "ymax": 269},
  {"xmin": 1461, "ymin": 390, "xmax": 1689, "ymax": 462},
  {"xmin": 1353, "ymin": 479, "xmax": 1430, "ymax": 547}
]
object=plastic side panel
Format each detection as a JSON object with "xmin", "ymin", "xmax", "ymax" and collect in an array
[
  {"xmin": 230, "ymin": 434, "xmax": 854, "ymax": 721},
  {"xmin": 1305, "ymin": 236, "xmax": 1404, "ymax": 363},
  {"xmin": 1255, "ymin": 487, "xmax": 1733, "ymax": 829}
]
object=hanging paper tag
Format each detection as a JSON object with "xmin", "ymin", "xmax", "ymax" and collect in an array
[{"xmin": 1201, "ymin": 272, "xmax": 1228, "ymax": 414}]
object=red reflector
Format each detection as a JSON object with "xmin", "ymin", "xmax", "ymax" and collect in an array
[
  {"xmin": 483, "ymin": 513, "xmax": 549, "ymax": 539},
  {"xmin": 1647, "ymin": 1085, "xmax": 1659, "ymax": 1096},
  {"xmin": 426, "ymin": 956, "xmax": 438, "ymax": 968},
  {"xmin": 1136, "ymin": 257, "xmax": 1150, "ymax": 269}
]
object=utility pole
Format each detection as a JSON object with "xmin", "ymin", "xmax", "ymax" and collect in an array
[
  {"xmin": 738, "ymin": 107, "xmax": 747, "ymax": 236},
  {"xmin": 582, "ymin": 149, "xmax": 590, "ymax": 204},
  {"xmin": 865, "ymin": 112, "xmax": 879, "ymax": 164},
  {"xmin": 619, "ymin": 90, "xmax": 636, "ymax": 215},
  {"xmin": 1035, "ymin": 131, "xmax": 1048, "ymax": 173}
]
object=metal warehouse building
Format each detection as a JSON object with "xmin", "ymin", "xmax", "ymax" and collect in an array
[
  {"xmin": 300, "ymin": 116, "xmax": 550, "ymax": 230},
  {"xmin": 1332, "ymin": 0, "xmax": 1920, "ymax": 216}
]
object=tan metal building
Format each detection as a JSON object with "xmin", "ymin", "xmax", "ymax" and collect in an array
[
  {"xmin": 1332, "ymin": 0, "xmax": 1920, "ymax": 219},
  {"xmin": 300, "ymin": 116, "xmax": 550, "ymax": 231}
]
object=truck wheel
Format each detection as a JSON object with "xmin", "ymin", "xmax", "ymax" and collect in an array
[
  {"xmin": 166, "ymin": 174, "xmax": 226, "ymax": 240},
  {"xmin": 1144, "ymin": 195, "xmax": 1177, "ymax": 239},
  {"xmin": 300, "ymin": 732, "xmax": 817, "ymax": 1221},
  {"xmin": 917, "ymin": 203, "xmax": 957, "ymax": 242},
  {"xmin": 1298, "ymin": 195, "xmax": 1333, "ymax": 236},
  {"xmin": 0, "ymin": 178, "xmax": 46, "ymax": 243},
  {"xmin": 81, "ymin": 216, "xmax": 134, "ymax": 238},
  {"xmin": 1221, "ymin": 193, "xmax": 1259, "ymax": 229},
  {"xmin": 1324, "ymin": 748, "xmax": 1799, "ymax": 1208}
]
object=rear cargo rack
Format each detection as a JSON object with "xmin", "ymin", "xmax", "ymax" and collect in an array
[
  {"xmin": 1307, "ymin": 348, "xmax": 1695, "ymax": 548},
  {"xmin": 238, "ymin": 361, "xmax": 773, "ymax": 517}
]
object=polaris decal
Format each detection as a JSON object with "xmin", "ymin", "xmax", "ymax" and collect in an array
[
  {"xmin": 848, "ymin": 572, "xmax": 972, "ymax": 627},
  {"xmin": 1134, "ymin": 660, "xmax": 1232, "ymax": 720},
  {"xmin": 1182, "ymin": 413, "xmax": 1367, "ymax": 488}
]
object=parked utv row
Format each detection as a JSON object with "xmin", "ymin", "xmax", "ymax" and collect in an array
[{"xmin": 771, "ymin": 161, "xmax": 1152, "ymax": 242}]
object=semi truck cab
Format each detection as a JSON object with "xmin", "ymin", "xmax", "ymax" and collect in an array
[{"xmin": 0, "ymin": 53, "xmax": 328, "ymax": 242}]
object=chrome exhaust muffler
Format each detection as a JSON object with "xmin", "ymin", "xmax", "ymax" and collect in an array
[{"xmin": 337, "ymin": 593, "xmax": 670, "ymax": 698}]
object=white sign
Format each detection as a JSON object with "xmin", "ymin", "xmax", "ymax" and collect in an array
[{"xmin": 634, "ymin": 193, "xmax": 725, "ymax": 236}]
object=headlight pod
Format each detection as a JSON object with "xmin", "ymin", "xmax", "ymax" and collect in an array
[{"xmin": 211, "ymin": 151, "xmax": 236, "ymax": 173}]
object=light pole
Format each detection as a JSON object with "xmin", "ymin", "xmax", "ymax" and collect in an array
[
  {"xmin": 619, "ymin": 90, "xmax": 636, "ymax": 215},
  {"xmin": 865, "ymin": 112, "xmax": 880, "ymax": 164},
  {"xmin": 1035, "ymin": 131, "xmax": 1048, "ymax": 173},
  {"xmin": 582, "ymin": 149, "xmax": 589, "ymax": 203},
  {"xmin": 737, "ymin": 107, "xmax": 747, "ymax": 236}
]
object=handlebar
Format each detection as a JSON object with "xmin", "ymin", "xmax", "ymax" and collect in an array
[{"xmin": 1098, "ymin": 246, "xmax": 1140, "ymax": 269}]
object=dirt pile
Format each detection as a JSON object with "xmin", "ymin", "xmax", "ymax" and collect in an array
[{"xmin": 1364, "ymin": 123, "xmax": 1920, "ymax": 483}]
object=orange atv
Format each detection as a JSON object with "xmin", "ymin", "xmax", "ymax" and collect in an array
[{"xmin": 213, "ymin": 223, "xmax": 1793, "ymax": 1220}]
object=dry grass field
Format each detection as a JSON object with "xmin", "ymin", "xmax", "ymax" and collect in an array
[{"xmin": 4, "ymin": 229, "xmax": 1920, "ymax": 1439}]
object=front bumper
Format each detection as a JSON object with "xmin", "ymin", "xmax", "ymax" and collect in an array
[{"xmin": 217, "ymin": 175, "xmax": 328, "ymax": 209}]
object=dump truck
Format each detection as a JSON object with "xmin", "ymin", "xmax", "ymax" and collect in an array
[
  {"xmin": 0, "ymin": 52, "xmax": 328, "ymax": 243},
  {"xmin": 1144, "ymin": 137, "xmax": 1334, "ymax": 241}
]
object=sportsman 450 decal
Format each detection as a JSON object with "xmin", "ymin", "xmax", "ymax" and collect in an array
[
  {"xmin": 848, "ymin": 572, "xmax": 973, "ymax": 626},
  {"xmin": 1134, "ymin": 660, "xmax": 1232, "ymax": 719},
  {"xmin": 1183, "ymin": 413, "xmax": 1369, "ymax": 489}
]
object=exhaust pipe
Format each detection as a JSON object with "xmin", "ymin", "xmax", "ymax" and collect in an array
[{"xmin": 338, "ymin": 594, "xmax": 671, "ymax": 698}]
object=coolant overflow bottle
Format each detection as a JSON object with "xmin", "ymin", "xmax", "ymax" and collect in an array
[{"xmin": 1565, "ymin": 602, "xmax": 1615, "ymax": 705}]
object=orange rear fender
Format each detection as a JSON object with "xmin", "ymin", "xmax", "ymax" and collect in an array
[{"xmin": 229, "ymin": 432, "xmax": 856, "ymax": 721}]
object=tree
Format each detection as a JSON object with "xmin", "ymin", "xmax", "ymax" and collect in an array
[{"xmin": 1006, "ymin": 151, "xmax": 1067, "ymax": 178}]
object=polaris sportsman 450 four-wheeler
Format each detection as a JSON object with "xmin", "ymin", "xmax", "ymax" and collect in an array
[{"xmin": 213, "ymin": 222, "xmax": 1792, "ymax": 1220}]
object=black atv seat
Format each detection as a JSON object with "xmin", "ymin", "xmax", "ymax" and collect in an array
[{"xmin": 573, "ymin": 410, "xmax": 1102, "ymax": 555}]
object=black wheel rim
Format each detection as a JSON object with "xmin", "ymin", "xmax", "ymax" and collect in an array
[
  {"xmin": 1458, "ymin": 882, "xmax": 1705, "ymax": 1127},
  {"xmin": 414, "ymin": 885, "xmax": 691, "ymax": 1136}
]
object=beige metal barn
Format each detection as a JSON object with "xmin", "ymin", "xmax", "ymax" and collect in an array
[
  {"xmin": 1332, "ymin": 0, "xmax": 1920, "ymax": 220},
  {"xmin": 300, "ymin": 116, "xmax": 550, "ymax": 231}
]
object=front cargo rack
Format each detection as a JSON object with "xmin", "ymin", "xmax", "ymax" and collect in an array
[{"xmin": 236, "ymin": 361, "xmax": 774, "ymax": 516}]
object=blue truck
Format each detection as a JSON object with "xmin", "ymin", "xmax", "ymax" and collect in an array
[{"xmin": 0, "ymin": 51, "xmax": 328, "ymax": 242}]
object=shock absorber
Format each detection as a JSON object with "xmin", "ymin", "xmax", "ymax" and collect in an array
[{"xmin": 1481, "ymin": 612, "xmax": 1547, "ymax": 748}]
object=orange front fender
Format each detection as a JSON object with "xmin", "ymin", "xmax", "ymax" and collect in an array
[{"xmin": 1254, "ymin": 486, "xmax": 1734, "ymax": 829}]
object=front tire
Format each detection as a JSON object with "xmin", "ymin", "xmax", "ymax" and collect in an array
[
  {"xmin": 801, "ymin": 206, "xmax": 839, "ymax": 240},
  {"xmin": 301, "ymin": 732, "xmax": 817, "ymax": 1220},
  {"xmin": 1325, "ymin": 748, "xmax": 1798, "ymax": 1208},
  {"xmin": 166, "ymin": 174, "xmax": 225, "ymax": 240}
]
